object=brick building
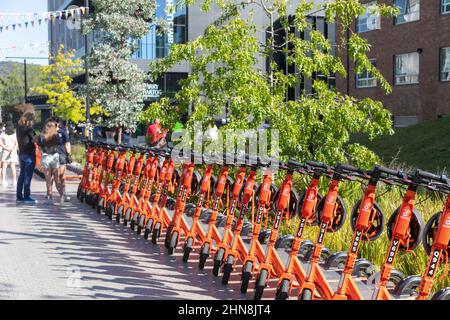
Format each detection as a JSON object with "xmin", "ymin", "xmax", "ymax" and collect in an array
[{"xmin": 337, "ymin": 0, "xmax": 450, "ymax": 127}]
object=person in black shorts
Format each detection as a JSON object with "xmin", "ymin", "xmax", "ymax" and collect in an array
[{"xmin": 51, "ymin": 117, "xmax": 72, "ymax": 202}]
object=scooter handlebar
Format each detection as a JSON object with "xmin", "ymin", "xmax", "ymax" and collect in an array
[{"xmin": 415, "ymin": 169, "xmax": 448, "ymax": 184}]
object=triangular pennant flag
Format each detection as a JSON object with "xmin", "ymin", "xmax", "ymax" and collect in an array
[
  {"xmin": 5, "ymin": 25, "xmax": 9, "ymax": 31},
  {"xmin": 0, "ymin": 27, "xmax": 2, "ymax": 33},
  {"xmin": 18, "ymin": 23, "xmax": 22, "ymax": 28},
  {"xmin": 31, "ymin": 20, "xmax": 35, "ymax": 27},
  {"xmin": 38, "ymin": 19, "xmax": 42, "ymax": 25},
  {"xmin": 25, "ymin": 21, "xmax": 29, "ymax": 28},
  {"xmin": 70, "ymin": 9, "xmax": 75, "ymax": 17},
  {"xmin": 12, "ymin": 24, "xmax": 16, "ymax": 30},
  {"xmin": 80, "ymin": 7, "xmax": 85, "ymax": 15}
]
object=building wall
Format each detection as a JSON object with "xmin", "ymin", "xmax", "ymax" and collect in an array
[{"xmin": 336, "ymin": 0, "xmax": 450, "ymax": 124}]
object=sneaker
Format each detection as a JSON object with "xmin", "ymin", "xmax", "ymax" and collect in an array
[
  {"xmin": 22, "ymin": 197, "xmax": 38, "ymax": 204},
  {"xmin": 1, "ymin": 180, "xmax": 8, "ymax": 187},
  {"xmin": 45, "ymin": 195, "xmax": 53, "ymax": 204},
  {"xmin": 16, "ymin": 197, "xmax": 24, "ymax": 203},
  {"xmin": 64, "ymin": 195, "xmax": 71, "ymax": 202},
  {"xmin": 12, "ymin": 181, "xmax": 17, "ymax": 187},
  {"xmin": 59, "ymin": 196, "xmax": 64, "ymax": 205}
]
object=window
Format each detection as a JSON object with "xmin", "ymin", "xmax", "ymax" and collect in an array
[
  {"xmin": 395, "ymin": 0, "xmax": 420, "ymax": 25},
  {"xmin": 441, "ymin": 47, "xmax": 450, "ymax": 82},
  {"xmin": 443, "ymin": 0, "xmax": 450, "ymax": 14},
  {"xmin": 356, "ymin": 59, "xmax": 377, "ymax": 88},
  {"xmin": 357, "ymin": 2, "xmax": 380, "ymax": 33},
  {"xmin": 394, "ymin": 52, "xmax": 419, "ymax": 85}
]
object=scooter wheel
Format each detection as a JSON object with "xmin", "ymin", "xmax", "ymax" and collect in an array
[
  {"xmin": 392, "ymin": 275, "xmax": 421, "ymax": 298},
  {"xmin": 144, "ymin": 228, "xmax": 151, "ymax": 240},
  {"xmin": 165, "ymin": 225, "xmax": 174, "ymax": 248},
  {"xmin": 275, "ymin": 235, "xmax": 294, "ymax": 250},
  {"xmin": 254, "ymin": 269, "xmax": 268, "ymax": 300},
  {"xmin": 130, "ymin": 219, "xmax": 136, "ymax": 231},
  {"xmin": 212, "ymin": 248, "xmax": 225, "ymax": 276},
  {"xmin": 258, "ymin": 229, "xmax": 271, "ymax": 245},
  {"xmin": 422, "ymin": 212, "xmax": 449, "ymax": 257},
  {"xmin": 183, "ymin": 237, "xmax": 194, "ymax": 263},
  {"xmin": 199, "ymin": 243, "xmax": 210, "ymax": 269},
  {"xmin": 324, "ymin": 251, "xmax": 347, "ymax": 270},
  {"xmin": 303, "ymin": 246, "xmax": 333, "ymax": 264},
  {"xmin": 116, "ymin": 205, "xmax": 124, "ymax": 221},
  {"xmin": 350, "ymin": 200, "xmax": 385, "ymax": 241},
  {"xmin": 276, "ymin": 279, "xmax": 290, "ymax": 300},
  {"xmin": 299, "ymin": 288, "xmax": 313, "ymax": 300},
  {"xmin": 137, "ymin": 225, "xmax": 142, "ymax": 235},
  {"xmin": 77, "ymin": 185, "xmax": 82, "ymax": 200},
  {"xmin": 123, "ymin": 208, "xmax": 132, "ymax": 226},
  {"xmin": 168, "ymin": 231, "xmax": 179, "ymax": 255},
  {"xmin": 105, "ymin": 202, "xmax": 113, "ymax": 218},
  {"xmin": 80, "ymin": 190, "xmax": 86, "ymax": 203},
  {"xmin": 151, "ymin": 223, "xmax": 161, "ymax": 244},
  {"xmin": 240, "ymin": 261, "xmax": 253, "ymax": 293},
  {"xmin": 387, "ymin": 207, "xmax": 425, "ymax": 251},
  {"xmin": 222, "ymin": 255, "xmax": 234, "ymax": 285},
  {"xmin": 431, "ymin": 287, "xmax": 450, "ymax": 300},
  {"xmin": 91, "ymin": 194, "xmax": 99, "ymax": 209},
  {"xmin": 352, "ymin": 258, "xmax": 376, "ymax": 278},
  {"xmin": 317, "ymin": 195, "xmax": 347, "ymax": 232}
]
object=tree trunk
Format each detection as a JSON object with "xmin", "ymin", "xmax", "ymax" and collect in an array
[{"xmin": 117, "ymin": 127, "xmax": 122, "ymax": 145}]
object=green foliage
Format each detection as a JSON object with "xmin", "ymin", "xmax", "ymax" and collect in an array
[
  {"xmin": 0, "ymin": 61, "xmax": 47, "ymax": 107},
  {"xmin": 82, "ymin": 0, "xmax": 157, "ymax": 135},
  {"xmin": 146, "ymin": 0, "xmax": 397, "ymax": 168},
  {"xmin": 31, "ymin": 45, "xmax": 103, "ymax": 124}
]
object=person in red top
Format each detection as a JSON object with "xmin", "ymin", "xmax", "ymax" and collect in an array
[{"xmin": 146, "ymin": 118, "xmax": 168, "ymax": 147}]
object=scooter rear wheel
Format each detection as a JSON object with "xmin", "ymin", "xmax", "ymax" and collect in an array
[
  {"xmin": 387, "ymin": 207, "xmax": 424, "ymax": 251},
  {"xmin": 431, "ymin": 287, "xmax": 450, "ymax": 300},
  {"xmin": 222, "ymin": 255, "xmax": 234, "ymax": 285},
  {"xmin": 240, "ymin": 261, "xmax": 253, "ymax": 293},
  {"xmin": 276, "ymin": 279, "xmax": 290, "ymax": 300},
  {"xmin": 254, "ymin": 269, "xmax": 268, "ymax": 300},
  {"xmin": 212, "ymin": 248, "xmax": 225, "ymax": 276}
]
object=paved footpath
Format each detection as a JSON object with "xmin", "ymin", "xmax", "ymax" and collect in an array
[{"xmin": 0, "ymin": 174, "xmax": 250, "ymax": 300}]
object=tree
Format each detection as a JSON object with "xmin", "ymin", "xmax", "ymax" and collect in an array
[
  {"xmin": 31, "ymin": 45, "xmax": 102, "ymax": 124},
  {"xmin": 143, "ymin": 0, "xmax": 399, "ymax": 168},
  {"xmin": 82, "ymin": 0, "xmax": 158, "ymax": 143},
  {"xmin": 0, "ymin": 61, "xmax": 47, "ymax": 107}
]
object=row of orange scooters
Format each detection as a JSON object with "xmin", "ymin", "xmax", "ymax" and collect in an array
[{"xmin": 77, "ymin": 140, "xmax": 449, "ymax": 300}]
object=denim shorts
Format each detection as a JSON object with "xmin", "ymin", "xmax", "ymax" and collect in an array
[{"xmin": 41, "ymin": 153, "xmax": 60, "ymax": 169}]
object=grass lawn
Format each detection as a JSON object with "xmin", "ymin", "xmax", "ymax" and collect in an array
[{"xmin": 353, "ymin": 116, "xmax": 450, "ymax": 174}]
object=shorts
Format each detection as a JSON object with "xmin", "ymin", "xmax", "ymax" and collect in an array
[
  {"xmin": 1, "ymin": 149, "xmax": 18, "ymax": 163},
  {"xmin": 58, "ymin": 153, "xmax": 68, "ymax": 165},
  {"xmin": 41, "ymin": 153, "xmax": 60, "ymax": 169}
]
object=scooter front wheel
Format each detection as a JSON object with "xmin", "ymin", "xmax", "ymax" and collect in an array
[
  {"xmin": 151, "ymin": 223, "xmax": 161, "ymax": 244},
  {"xmin": 275, "ymin": 279, "xmax": 290, "ymax": 300},
  {"xmin": 212, "ymin": 248, "xmax": 225, "ymax": 276},
  {"xmin": 183, "ymin": 237, "xmax": 194, "ymax": 263},
  {"xmin": 299, "ymin": 288, "xmax": 313, "ymax": 300},
  {"xmin": 168, "ymin": 231, "xmax": 179, "ymax": 255},
  {"xmin": 222, "ymin": 255, "xmax": 234, "ymax": 285},
  {"xmin": 241, "ymin": 261, "xmax": 253, "ymax": 293},
  {"xmin": 254, "ymin": 269, "xmax": 268, "ymax": 300},
  {"xmin": 199, "ymin": 243, "xmax": 210, "ymax": 269}
]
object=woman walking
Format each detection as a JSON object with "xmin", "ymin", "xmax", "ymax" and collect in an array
[
  {"xmin": 37, "ymin": 118, "xmax": 64, "ymax": 204},
  {"xmin": 0, "ymin": 122, "xmax": 18, "ymax": 187},
  {"xmin": 16, "ymin": 112, "xmax": 38, "ymax": 203}
]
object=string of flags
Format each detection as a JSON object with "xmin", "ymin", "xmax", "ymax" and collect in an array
[
  {"xmin": 0, "ymin": 6, "xmax": 89, "ymax": 33},
  {"xmin": 0, "ymin": 41, "xmax": 50, "ymax": 53}
]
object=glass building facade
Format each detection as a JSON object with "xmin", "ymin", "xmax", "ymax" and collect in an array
[{"xmin": 132, "ymin": 0, "xmax": 187, "ymax": 60}]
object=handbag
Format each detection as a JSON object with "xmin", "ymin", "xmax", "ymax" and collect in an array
[{"xmin": 34, "ymin": 142, "xmax": 41, "ymax": 166}]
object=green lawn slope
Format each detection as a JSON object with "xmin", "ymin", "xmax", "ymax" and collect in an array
[{"xmin": 353, "ymin": 116, "xmax": 450, "ymax": 174}]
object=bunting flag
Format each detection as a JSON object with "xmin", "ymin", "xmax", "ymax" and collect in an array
[
  {"xmin": 0, "ymin": 41, "xmax": 50, "ymax": 53},
  {"xmin": 0, "ymin": 6, "xmax": 89, "ymax": 33}
]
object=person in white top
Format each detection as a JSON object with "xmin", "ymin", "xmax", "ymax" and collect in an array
[{"xmin": 0, "ymin": 122, "xmax": 19, "ymax": 187}]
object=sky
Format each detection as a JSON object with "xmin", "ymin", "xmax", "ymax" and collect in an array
[{"xmin": 0, "ymin": 0, "xmax": 49, "ymax": 65}]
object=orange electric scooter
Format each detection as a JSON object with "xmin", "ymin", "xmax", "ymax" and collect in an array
[
  {"xmin": 182, "ymin": 161, "xmax": 214, "ymax": 262},
  {"xmin": 371, "ymin": 170, "xmax": 426, "ymax": 300},
  {"xmin": 240, "ymin": 163, "xmax": 274, "ymax": 293},
  {"xmin": 104, "ymin": 146, "xmax": 129, "ymax": 219},
  {"xmin": 253, "ymin": 162, "xmax": 298, "ymax": 300},
  {"xmin": 416, "ymin": 171, "xmax": 450, "ymax": 300},
  {"xmin": 210, "ymin": 164, "xmax": 247, "ymax": 274},
  {"xmin": 331, "ymin": 165, "xmax": 396, "ymax": 300},
  {"xmin": 298, "ymin": 162, "xmax": 354, "ymax": 300},
  {"xmin": 274, "ymin": 160, "xmax": 324, "ymax": 300},
  {"xmin": 197, "ymin": 163, "xmax": 230, "ymax": 269},
  {"xmin": 77, "ymin": 141, "xmax": 97, "ymax": 202},
  {"xmin": 139, "ymin": 151, "xmax": 171, "ymax": 238},
  {"xmin": 221, "ymin": 163, "xmax": 258, "ymax": 285},
  {"xmin": 96, "ymin": 145, "xmax": 118, "ymax": 214}
]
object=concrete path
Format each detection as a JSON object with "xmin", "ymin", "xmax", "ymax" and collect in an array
[{"xmin": 0, "ymin": 174, "xmax": 250, "ymax": 300}]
